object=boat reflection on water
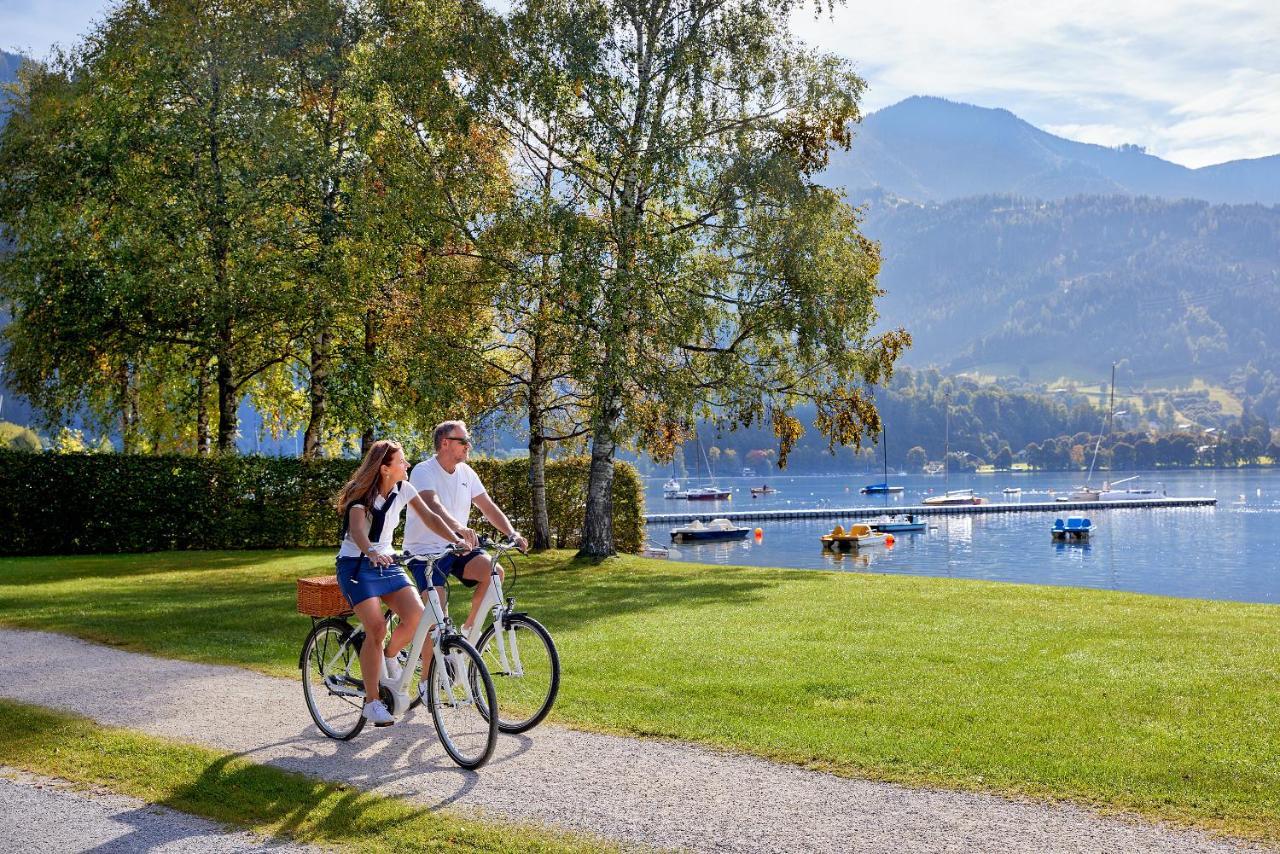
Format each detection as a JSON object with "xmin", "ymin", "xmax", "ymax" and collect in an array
[
  {"xmin": 667, "ymin": 538, "xmax": 754, "ymax": 565},
  {"xmin": 821, "ymin": 548, "xmax": 877, "ymax": 569}
]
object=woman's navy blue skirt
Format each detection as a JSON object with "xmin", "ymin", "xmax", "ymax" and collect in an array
[{"xmin": 335, "ymin": 556, "xmax": 412, "ymax": 608}]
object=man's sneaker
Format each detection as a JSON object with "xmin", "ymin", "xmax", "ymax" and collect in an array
[
  {"xmin": 362, "ymin": 699, "xmax": 394, "ymax": 727},
  {"xmin": 383, "ymin": 654, "xmax": 403, "ymax": 682}
]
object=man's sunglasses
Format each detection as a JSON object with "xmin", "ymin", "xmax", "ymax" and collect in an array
[{"xmin": 446, "ymin": 436, "xmax": 471, "ymax": 446}]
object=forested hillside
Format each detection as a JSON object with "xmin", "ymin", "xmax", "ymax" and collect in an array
[
  {"xmin": 863, "ymin": 193, "xmax": 1280, "ymax": 388},
  {"xmin": 667, "ymin": 368, "xmax": 1277, "ymax": 475},
  {"xmin": 822, "ymin": 96, "xmax": 1280, "ymax": 205}
]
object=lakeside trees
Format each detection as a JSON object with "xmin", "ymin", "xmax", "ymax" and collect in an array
[
  {"xmin": 491, "ymin": 0, "xmax": 907, "ymax": 555},
  {"xmin": 1, "ymin": 0, "xmax": 501, "ymax": 456},
  {"xmin": 1, "ymin": 0, "xmax": 905, "ymax": 554}
]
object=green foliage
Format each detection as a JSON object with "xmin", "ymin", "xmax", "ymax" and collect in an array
[
  {"xmin": 469, "ymin": 456, "xmax": 644, "ymax": 554},
  {"xmin": 0, "ymin": 450, "xmax": 641, "ymax": 555},
  {"xmin": 0, "ymin": 1, "xmax": 505, "ymax": 455},
  {"xmin": 0, "ymin": 421, "xmax": 41, "ymax": 451}
]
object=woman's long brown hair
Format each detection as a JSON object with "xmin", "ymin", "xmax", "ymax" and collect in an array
[{"xmin": 336, "ymin": 439, "xmax": 402, "ymax": 520}]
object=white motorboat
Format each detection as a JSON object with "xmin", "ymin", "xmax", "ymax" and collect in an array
[
  {"xmin": 663, "ymin": 478, "xmax": 682, "ymax": 499},
  {"xmin": 868, "ymin": 514, "xmax": 926, "ymax": 533},
  {"xmin": 1097, "ymin": 476, "xmax": 1166, "ymax": 501},
  {"xmin": 922, "ymin": 489, "xmax": 984, "ymax": 506},
  {"xmin": 670, "ymin": 518, "xmax": 750, "ymax": 543},
  {"xmin": 1059, "ymin": 485, "xmax": 1101, "ymax": 502},
  {"xmin": 684, "ymin": 486, "xmax": 732, "ymax": 501}
]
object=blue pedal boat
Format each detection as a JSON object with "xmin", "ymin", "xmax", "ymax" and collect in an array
[{"xmin": 1051, "ymin": 516, "xmax": 1094, "ymax": 540}]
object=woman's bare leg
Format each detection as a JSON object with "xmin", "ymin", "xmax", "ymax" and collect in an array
[{"xmin": 352, "ymin": 598, "xmax": 386, "ymax": 704}]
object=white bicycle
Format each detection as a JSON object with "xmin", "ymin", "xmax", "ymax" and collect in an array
[
  {"xmin": 299, "ymin": 547, "xmax": 499, "ymax": 769},
  {"xmin": 461, "ymin": 536, "xmax": 561, "ymax": 733},
  {"xmin": 403, "ymin": 536, "xmax": 560, "ymax": 734}
]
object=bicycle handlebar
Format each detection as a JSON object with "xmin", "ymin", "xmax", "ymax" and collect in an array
[{"xmin": 394, "ymin": 536, "xmax": 524, "ymax": 565}]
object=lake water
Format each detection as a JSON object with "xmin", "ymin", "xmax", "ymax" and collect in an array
[{"xmin": 641, "ymin": 469, "xmax": 1280, "ymax": 604}]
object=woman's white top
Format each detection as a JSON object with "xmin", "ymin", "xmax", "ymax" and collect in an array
[{"xmin": 337, "ymin": 481, "xmax": 420, "ymax": 558}]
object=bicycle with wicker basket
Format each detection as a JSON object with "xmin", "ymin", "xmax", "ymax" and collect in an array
[{"xmin": 296, "ymin": 546, "xmax": 498, "ymax": 769}]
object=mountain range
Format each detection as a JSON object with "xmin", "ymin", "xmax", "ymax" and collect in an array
[{"xmin": 823, "ymin": 96, "xmax": 1280, "ymax": 206}]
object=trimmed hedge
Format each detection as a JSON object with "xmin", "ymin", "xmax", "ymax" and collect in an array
[{"xmin": 0, "ymin": 450, "xmax": 644, "ymax": 556}]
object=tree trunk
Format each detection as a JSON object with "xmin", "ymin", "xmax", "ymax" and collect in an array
[
  {"xmin": 196, "ymin": 359, "xmax": 211, "ymax": 456},
  {"xmin": 303, "ymin": 329, "xmax": 330, "ymax": 458},
  {"xmin": 528, "ymin": 415, "xmax": 551, "ymax": 551},
  {"xmin": 117, "ymin": 362, "xmax": 140, "ymax": 454},
  {"xmin": 215, "ymin": 329, "xmax": 238, "ymax": 453},
  {"xmin": 578, "ymin": 396, "xmax": 619, "ymax": 558},
  {"xmin": 360, "ymin": 307, "xmax": 376, "ymax": 454}
]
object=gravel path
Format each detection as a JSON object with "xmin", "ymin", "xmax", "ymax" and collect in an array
[
  {"xmin": 0, "ymin": 629, "xmax": 1266, "ymax": 853},
  {"xmin": 0, "ymin": 767, "xmax": 321, "ymax": 853}
]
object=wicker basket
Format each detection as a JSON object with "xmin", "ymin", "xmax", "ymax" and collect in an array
[{"xmin": 296, "ymin": 576, "xmax": 352, "ymax": 617}]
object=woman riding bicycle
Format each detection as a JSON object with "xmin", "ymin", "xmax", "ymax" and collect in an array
[{"xmin": 335, "ymin": 439, "xmax": 467, "ymax": 726}]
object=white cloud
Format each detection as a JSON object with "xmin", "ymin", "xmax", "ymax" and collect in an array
[{"xmin": 790, "ymin": 0, "xmax": 1280, "ymax": 167}]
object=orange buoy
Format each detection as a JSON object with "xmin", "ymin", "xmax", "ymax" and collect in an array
[
  {"xmin": 754, "ymin": 527, "xmax": 763, "ymax": 539},
  {"xmin": 885, "ymin": 534, "xmax": 895, "ymax": 546}
]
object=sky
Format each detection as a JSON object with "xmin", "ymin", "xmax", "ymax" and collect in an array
[{"xmin": 4, "ymin": 0, "xmax": 1278, "ymax": 168}]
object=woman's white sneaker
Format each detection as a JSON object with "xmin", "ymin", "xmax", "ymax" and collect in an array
[{"xmin": 362, "ymin": 699, "xmax": 394, "ymax": 726}]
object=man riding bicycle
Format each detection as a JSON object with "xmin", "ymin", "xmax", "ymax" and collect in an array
[{"xmin": 403, "ymin": 421, "xmax": 529, "ymax": 643}]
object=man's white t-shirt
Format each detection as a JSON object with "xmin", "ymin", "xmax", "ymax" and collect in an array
[
  {"xmin": 337, "ymin": 481, "xmax": 420, "ymax": 558},
  {"xmin": 404, "ymin": 456, "xmax": 486, "ymax": 553}
]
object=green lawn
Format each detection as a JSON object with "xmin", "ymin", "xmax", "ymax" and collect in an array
[{"xmin": 3, "ymin": 549, "xmax": 1279, "ymax": 841}]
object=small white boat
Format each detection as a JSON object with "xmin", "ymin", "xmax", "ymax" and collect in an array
[
  {"xmin": 868, "ymin": 514, "xmax": 926, "ymax": 533},
  {"xmin": 922, "ymin": 489, "xmax": 984, "ymax": 506},
  {"xmin": 670, "ymin": 518, "xmax": 750, "ymax": 543},
  {"xmin": 663, "ymin": 478, "xmax": 682, "ymax": 499},
  {"xmin": 684, "ymin": 486, "xmax": 732, "ymax": 501},
  {"xmin": 821, "ymin": 523, "xmax": 890, "ymax": 549},
  {"xmin": 642, "ymin": 543, "xmax": 671, "ymax": 558},
  {"xmin": 922, "ymin": 461, "xmax": 945, "ymax": 476},
  {"xmin": 1002, "ymin": 487, "xmax": 1021, "ymax": 496},
  {"xmin": 1059, "ymin": 485, "xmax": 1101, "ymax": 502},
  {"xmin": 1096, "ymin": 476, "xmax": 1166, "ymax": 501}
]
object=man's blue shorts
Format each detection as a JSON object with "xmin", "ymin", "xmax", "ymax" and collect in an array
[{"xmin": 408, "ymin": 548, "xmax": 485, "ymax": 591}]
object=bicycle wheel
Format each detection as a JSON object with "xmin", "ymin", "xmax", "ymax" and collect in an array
[
  {"xmin": 425, "ymin": 636, "xmax": 497, "ymax": 769},
  {"xmin": 475, "ymin": 614, "xmax": 560, "ymax": 733},
  {"xmin": 300, "ymin": 618, "xmax": 367, "ymax": 740}
]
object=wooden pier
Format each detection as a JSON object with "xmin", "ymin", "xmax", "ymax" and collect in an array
[{"xmin": 644, "ymin": 496, "xmax": 1217, "ymax": 525}]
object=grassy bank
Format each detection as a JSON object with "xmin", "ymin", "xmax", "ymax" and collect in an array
[
  {"xmin": 2, "ymin": 549, "xmax": 1279, "ymax": 841},
  {"xmin": 0, "ymin": 699, "xmax": 609, "ymax": 852}
]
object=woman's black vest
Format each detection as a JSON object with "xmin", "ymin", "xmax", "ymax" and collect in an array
[{"xmin": 341, "ymin": 482, "xmax": 403, "ymax": 543}]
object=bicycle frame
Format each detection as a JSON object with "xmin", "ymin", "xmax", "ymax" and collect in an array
[
  {"xmin": 460, "ymin": 539, "xmax": 528, "ymax": 678},
  {"xmin": 324, "ymin": 555, "xmax": 468, "ymax": 719}
]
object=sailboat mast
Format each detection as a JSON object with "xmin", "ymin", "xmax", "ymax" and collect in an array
[
  {"xmin": 883, "ymin": 423, "xmax": 889, "ymax": 483},
  {"xmin": 1108, "ymin": 362, "xmax": 1116, "ymax": 434},
  {"xmin": 943, "ymin": 392, "xmax": 950, "ymax": 483}
]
